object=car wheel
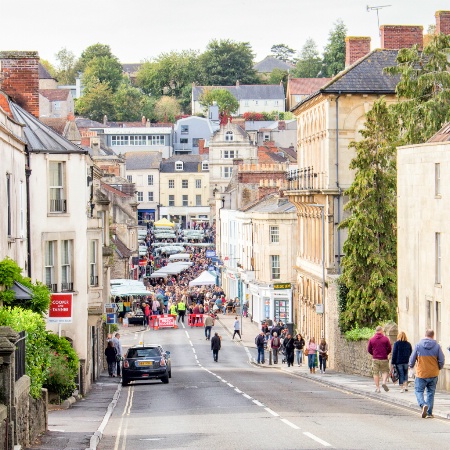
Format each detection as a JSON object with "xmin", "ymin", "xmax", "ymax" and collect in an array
[
  {"xmin": 161, "ymin": 375, "xmax": 169, "ymax": 384},
  {"xmin": 122, "ymin": 378, "xmax": 129, "ymax": 386}
]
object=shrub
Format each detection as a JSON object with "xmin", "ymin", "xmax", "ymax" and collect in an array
[{"xmin": 344, "ymin": 327, "xmax": 375, "ymax": 342}]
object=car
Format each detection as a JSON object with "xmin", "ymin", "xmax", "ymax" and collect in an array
[{"xmin": 122, "ymin": 344, "xmax": 171, "ymax": 386}]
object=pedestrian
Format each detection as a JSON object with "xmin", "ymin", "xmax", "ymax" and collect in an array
[
  {"xmin": 318, "ymin": 338, "xmax": 328, "ymax": 374},
  {"xmin": 204, "ymin": 313, "xmax": 214, "ymax": 340},
  {"xmin": 232, "ymin": 316, "xmax": 241, "ymax": 340},
  {"xmin": 211, "ymin": 332, "xmax": 221, "ymax": 362},
  {"xmin": 409, "ymin": 329, "xmax": 445, "ymax": 418},
  {"xmin": 391, "ymin": 331, "xmax": 413, "ymax": 392},
  {"xmin": 243, "ymin": 301, "xmax": 248, "ymax": 317},
  {"xmin": 152, "ymin": 298, "xmax": 160, "ymax": 315},
  {"xmin": 368, "ymin": 325, "xmax": 392, "ymax": 393},
  {"xmin": 307, "ymin": 337, "xmax": 317, "ymax": 373},
  {"xmin": 255, "ymin": 331, "xmax": 266, "ymax": 364},
  {"xmin": 111, "ymin": 332, "xmax": 123, "ymax": 377},
  {"xmin": 270, "ymin": 332, "xmax": 282, "ymax": 364},
  {"xmin": 177, "ymin": 297, "xmax": 187, "ymax": 323},
  {"xmin": 293, "ymin": 333, "xmax": 305, "ymax": 366},
  {"xmin": 143, "ymin": 302, "xmax": 151, "ymax": 328},
  {"xmin": 283, "ymin": 334, "xmax": 295, "ymax": 367},
  {"xmin": 105, "ymin": 341, "xmax": 117, "ymax": 377}
]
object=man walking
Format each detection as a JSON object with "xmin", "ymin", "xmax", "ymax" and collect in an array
[
  {"xmin": 111, "ymin": 332, "xmax": 123, "ymax": 377},
  {"xmin": 409, "ymin": 329, "xmax": 445, "ymax": 418},
  {"xmin": 270, "ymin": 332, "xmax": 282, "ymax": 364},
  {"xmin": 283, "ymin": 334, "xmax": 295, "ymax": 367},
  {"xmin": 368, "ymin": 326, "xmax": 392, "ymax": 393},
  {"xmin": 255, "ymin": 331, "xmax": 266, "ymax": 364},
  {"xmin": 204, "ymin": 313, "xmax": 214, "ymax": 340},
  {"xmin": 211, "ymin": 332, "xmax": 221, "ymax": 362},
  {"xmin": 232, "ymin": 316, "xmax": 241, "ymax": 340}
]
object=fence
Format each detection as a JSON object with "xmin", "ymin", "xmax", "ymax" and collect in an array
[{"xmin": 14, "ymin": 331, "xmax": 26, "ymax": 381}]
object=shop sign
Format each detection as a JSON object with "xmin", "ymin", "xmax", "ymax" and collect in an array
[
  {"xmin": 273, "ymin": 283, "xmax": 291, "ymax": 290},
  {"xmin": 316, "ymin": 304, "xmax": 324, "ymax": 314},
  {"xmin": 48, "ymin": 293, "xmax": 73, "ymax": 323}
]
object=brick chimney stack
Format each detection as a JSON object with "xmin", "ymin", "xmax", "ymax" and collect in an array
[
  {"xmin": 436, "ymin": 10, "xmax": 450, "ymax": 35},
  {"xmin": 380, "ymin": 25, "xmax": 423, "ymax": 51},
  {"xmin": 0, "ymin": 51, "xmax": 40, "ymax": 117},
  {"xmin": 345, "ymin": 37, "xmax": 371, "ymax": 67}
]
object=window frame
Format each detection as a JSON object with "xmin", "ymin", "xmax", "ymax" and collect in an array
[
  {"xmin": 435, "ymin": 163, "xmax": 441, "ymax": 197},
  {"xmin": 195, "ymin": 179, "xmax": 202, "ymax": 189},
  {"xmin": 182, "ymin": 179, "xmax": 188, "ymax": 189},
  {"xmin": 45, "ymin": 241, "xmax": 56, "ymax": 290},
  {"xmin": 202, "ymin": 161, "xmax": 209, "ymax": 171},
  {"xmin": 61, "ymin": 240, "xmax": 73, "ymax": 291},
  {"xmin": 89, "ymin": 240, "xmax": 99, "ymax": 287},
  {"xmin": 175, "ymin": 161, "xmax": 184, "ymax": 171},
  {"xmin": 271, "ymin": 255, "xmax": 280, "ymax": 280},
  {"xmin": 196, "ymin": 194, "xmax": 202, "ymax": 206},
  {"xmin": 225, "ymin": 131, "xmax": 234, "ymax": 141},
  {"xmin": 182, "ymin": 195, "xmax": 188, "ymax": 206},
  {"xmin": 168, "ymin": 179, "xmax": 175, "ymax": 189},
  {"xmin": 136, "ymin": 191, "xmax": 143, "ymax": 202},
  {"xmin": 147, "ymin": 175, "xmax": 154, "ymax": 186},
  {"xmin": 49, "ymin": 161, "xmax": 66, "ymax": 213},
  {"xmin": 148, "ymin": 191, "xmax": 154, "ymax": 202},
  {"xmin": 168, "ymin": 195, "xmax": 175, "ymax": 207},
  {"xmin": 270, "ymin": 226, "xmax": 280, "ymax": 243}
]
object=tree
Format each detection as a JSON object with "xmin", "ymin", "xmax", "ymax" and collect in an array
[
  {"xmin": 75, "ymin": 81, "xmax": 115, "ymax": 122},
  {"xmin": 385, "ymin": 33, "xmax": 450, "ymax": 145},
  {"xmin": 339, "ymin": 99, "xmax": 399, "ymax": 330},
  {"xmin": 199, "ymin": 39, "xmax": 259, "ymax": 86},
  {"xmin": 270, "ymin": 43, "xmax": 296, "ymax": 62},
  {"xmin": 82, "ymin": 55, "xmax": 124, "ymax": 93},
  {"xmin": 76, "ymin": 43, "xmax": 116, "ymax": 73},
  {"xmin": 40, "ymin": 59, "xmax": 57, "ymax": 78},
  {"xmin": 198, "ymin": 88, "xmax": 239, "ymax": 121},
  {"xmin": 322, "ymin": 19, "xmax": 347, "ymax": 77},
  {"xmin": 54, "ymin": 48, "xmax": 78, "ymax": 85},
  {"xmin": 267, "ymin": 68, "xmax": 289, "ymax": 87},
  {"xmin": 291, "ymin": 38, "xmax": 323, "ymax": 78},
  {"xmin": 153, "ymin": 96, "xmax": 181, "ymax": 123},
  {"xmin": 113, "ymin": 81, "xmax": 148, "ymax": 121}
]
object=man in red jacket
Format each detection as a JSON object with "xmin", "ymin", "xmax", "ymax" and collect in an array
[{"xmin": 368, "ymin": 326, "xmax": 392, "ymax": 393}]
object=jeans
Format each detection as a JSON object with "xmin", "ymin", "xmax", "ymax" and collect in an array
[
  {"xmin": 397, "ymin": 363, "xmax": 409, "ymax": 385},
  {"xmin": 116, "ymin": 360, "xmax": 121, "ymax": 377},
  {"xmin": 213, "ymin": 349, "xmax": 219, "ymax": 361},
  {"xmin": 308, "ymin": 353, "xmax": 316, "ymax": 369},
  {"xmin": 415, "ymin": 376, "xmax": 438, "ymax": 415},
  {"xmin": 296, "ymin": 349, "xmax": 303, "ymax": 365},
  {"xmin": 205, "ymin": 326, "xmax": 212, "ymax": 339},
  {"xmin": 257, "ymin": 347, "xmax": 265, "ymax": 364},
  {"xmin": 319, "ymin": 355, "xmax": 327, "ymax": 372},
  {"xmin": 232, "ymin": 330, "xmax": 241, "ymax": 339}
]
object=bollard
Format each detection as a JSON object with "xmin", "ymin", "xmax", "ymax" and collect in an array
[{"xmin": 268, "ymin": 348, "xmax": 272, "ymax": 365}]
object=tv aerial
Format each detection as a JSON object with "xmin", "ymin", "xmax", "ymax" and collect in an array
[{"xmin": 367, "ymin": 5, "xmax": 392, "ymax": 37}]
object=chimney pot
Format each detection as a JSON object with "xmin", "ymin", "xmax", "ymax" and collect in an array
[
  {"xmin": 435, "ymin": 10, "xmax": 450, "ymax": 35},
  {"xmin": 345, "ymin": 36, "xmax": 371, "ymax": 67},
  {"xmin": 380, "ymin": 25, "xmax": 423, "ymax": 51}
]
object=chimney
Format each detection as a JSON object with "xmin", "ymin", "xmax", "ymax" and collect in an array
[
  {"xmin": 0, "ymin": 51, "xmax": 39, "ymax": 117},
  {"xmin": 380, "ymin": 25, "xmax": 423, "ymax": 51},
  {"xmin": 345, "ymin": 36, "xmax": 371, "ymax": 67},
  {"xmin": 236, "ymin": 80, "xmax": 240, "ymax": 87},
  {"xmin": 198, "ymin": 139, "xmax": 209, "ymax": 155},
  {"xmin": 436, "ymin": 10, "xmax": 450, "ymax": 35},
  {"xmin": 142, "ymin": 115, "xmax": 146, "ymax": 125}
]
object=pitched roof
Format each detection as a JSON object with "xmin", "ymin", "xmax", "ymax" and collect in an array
[
  {"xmin": 76, "ymin": 117, "xmax": 106, "ymax": 129},
  {"xmin": 427, "ymin": 122, "xmax": 450, "ymax": 143},
  {"xmin": 193, "ymin": 84, "xmax": 285, "ymax": 101},
  {"xmin": 160, "ymin": 154, "xmax": 207, "ymax": 173},
  {"xmin": 287, "ymin": 78, "xmax": 331, "ymax": 95},
  {"xmin": 292, "ymin": 49, "xmax": 400, "ymax": 111},
  {"xmin": 112, "ymin": 235, "xmax": 132, "ymax": 258},
  {"xmin": 125, "ymin": 151, "xmax": 162, "ymax": 170},
  {"xmin": 9, "ymin": 101, "xmax": 86, "ymax": 154},
  {"xmin": 100, "ymin": 181, "xmax": 131, "ymax": 198},
  {"xmin": 122, "ymin": 64, "xmax": 142, "ymax": 74},
  {"xmin": 254, "ymin": 56, "xmax": 293, "ymax": 73},
  {"xmin": 38, "ymin": 63, "xmax": 54, "ymax": 80},
  {"xmin": 245, "ymin": 194, "xmax": 296, "ymax": 213},
  {"xmin": 39, "ymin": 117, "xmax": 68, "ymax": 135},
  {"xmin": 39, "ymin": 89, "xmax": 70, "ymax": 101}
]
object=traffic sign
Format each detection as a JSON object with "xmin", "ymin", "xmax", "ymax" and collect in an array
[
  {"xmin": 105, "ymin": 303, "xmax": 119, "ymax": 314},
  {"xmin": 106, "ymin": 313, "xmax": 117, "ymax": 324},
  {"xmin": 158, "ymin": 316, "xmax": 174, "ymax": 328}
]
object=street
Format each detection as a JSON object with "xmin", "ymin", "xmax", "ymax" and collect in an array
[{"xmin": 98, "ymin": 321, "xmax": 450, "ymax": 450}]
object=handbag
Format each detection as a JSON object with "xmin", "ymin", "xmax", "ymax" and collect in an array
[
  {"xmin": 304, "ymin": 347, "xmax": 309, "ymax": 356},
  {"xmin": 390, "ymin": 365, "xmax": 399, "ymax": 384}
]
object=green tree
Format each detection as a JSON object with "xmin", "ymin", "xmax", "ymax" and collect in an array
[
  {"xmin": 40, "ymin": 59, "xmax": 57, "ymax": 78},
  {"xmin": 113, "ymin": 81, "xmax": 148, "ymax": 121},
  {"xmin": 153, "ymin": 96, "xmax": 181, "ymax": 123},
  {"xmin": 339, "ymin": 99, "xmax": 399, "ymax": 330},
  {"xmin": 199, "ymin": 39, "xmax": 259, "ymax": 85},
  {"xmin": 54, "ymin": 48, "xmax": 78, "ymax": 85},
  {"xmin": 76, "ymin": 43, "xmax": 116, "ymax": 73},
  {"xmin": 270, "ymin": 43, "xmax": 296, "ymax": 62},
  {"xmin": 75, "ymin": 81, "xmax": 115, "ymax": 122},
  {"xmin": 198, "ymin": 88, "xmax": 239, "ymax": 119},
  {"xmin": 291, "ymin": 38, "xmax": 323, "ymax": 78},
  {"xmin": 82, "ymin": 56, "xmax": 124, "ymax": 93},
  {"xmin": 267, "ymin": 68, "xmax": 289, "ymax": 88},
  {"xmin": 322, "ymin": 19, "xmax": 347, "ymax": 77}
]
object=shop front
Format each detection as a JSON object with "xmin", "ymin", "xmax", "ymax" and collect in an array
[{"xmin": 137, "ymin": 209, "xmax": 155, "ymax": 225}]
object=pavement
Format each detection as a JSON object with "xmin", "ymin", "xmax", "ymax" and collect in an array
[{"xmin": 27, "ymin": 314, "xmax": 450, "ymax": 450}]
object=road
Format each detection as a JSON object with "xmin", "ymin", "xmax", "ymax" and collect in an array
[{"xmin": 98, "ymin": 321, "xmax": 450, "ymax": 450}]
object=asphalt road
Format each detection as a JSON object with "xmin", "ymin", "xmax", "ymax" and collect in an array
[{"xmin": 98, "ymin": 321, "xmax": 450, "ymax": 450}]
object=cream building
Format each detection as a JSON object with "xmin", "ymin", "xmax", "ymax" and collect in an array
[{"xmin": 397, "ymin": 126, "xmax": 450, "ymax": 391}]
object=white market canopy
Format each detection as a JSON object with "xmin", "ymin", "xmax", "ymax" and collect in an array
[
  {"xmin": 169, "ymin": 253, "xmax": 191, "ymax": 261},
  {"xmin": 189, "ymin": 270, "xmax": 217, "ymax": 287},
  {"xmin": 154, "ymin": 218, "xmax": 175, "ymax": 228},
  {"xmin": 111, "ymin": 279, "xmax": 145, "ymax": 286},
  {"xmin": 111, "ymin": 284, "xmax": 150, "ymax": 297},
  {"xmin": 149, "ymin": 272, "xmax": 168, "ymax": 279}
]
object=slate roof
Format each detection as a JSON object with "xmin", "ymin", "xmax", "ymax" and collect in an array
[
  {"xmin": 9, "ymin": 101, "xmax": 86, "ymax": 154},
  {"xmin": 287, "ymin": 78, "xmax": 331, "ymax": 95},
  {"xmin": 39, "ymin": 117, "xmax": 67, "ymax": 135},
  {"xmin": 38, "ymin": 63, "xmax": 54, "ymax": 79},
  {"xmin": 160, "ymin": 154, "xmax": 207, "ymax": 173},
  {"xmin": 125, "ymin": 151, "xmax": 162, "ymax": 170},
  {"xmin": 254, "ymin": 56, "xmax": 293, "ymax": 73},
  {"xmin": 39, "ymin": 89, "xmax": 70, "ymax": 101},
  {"xmin": 245, "ymin": 194, "xmax": 296, "ymax": 214},
  {"xmin": 427, "ymin": 122, "xmax": 450, "ymax": 143},
  {"xmin": 193, "ymin": 84, "xmax": 285, "ymax": 101},
  {"xmin": 292, "ymin": 49, "xmax": 401, "ymax": 111},
  {"xmin": 122, "ymin": 64, "xmax": 142, "ymax": 74},
  {"xmin": 112, "ymin": 235, "xmax": 132, "ymax": 258},
  {"xmin": 76, "ymin": 118, "xmax": 106, "ymax": 129}
]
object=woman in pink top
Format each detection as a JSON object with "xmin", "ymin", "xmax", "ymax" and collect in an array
[{"xmin": 307, "ymin": 337, "xmax": 317, "ymax": 374}]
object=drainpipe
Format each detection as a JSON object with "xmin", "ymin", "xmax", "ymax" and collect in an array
[
  {"xmin": 335, "ymin": 92, "xmax": 342, "ymax": 273},
  {"xmin": 25, "ymin": 147, "xmax": 32, "ymax": 278}
]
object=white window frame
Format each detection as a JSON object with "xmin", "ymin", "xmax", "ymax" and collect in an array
[
  {"xmin": 168, "ymin": 195, "xmax": 175, "ymax": 207},
  {"xmin": 148, "ymin": 135, "xmax": 165, "ymax": 145},
  {"xmin": 202, "ymin": 161, "xmax": 209, "ymax": 171},
  {"xmin": 136, "ymin": 192, "xmax": 143, "ymax": 202},
  {"xmin": 222, "ymin": 167, "xmax": 232, "ymax": 178},
  {"xmin": 180, "ymin": 125, "xmax": 189, "ymax": 134},
  {"xmin": 175, "ymin": 161, "xmax": 184, "ymax": 171},
  {"xmin": 182, "ymin": 179, "xmax": 188, "ymax": 189},
  {"xmin": 435, "ymin": 163, "xmax": 441, "ymax": 196},
  {"xmin": 168, "ymin": 179, "xmax": 175, "ymax": 189},
  {"xmin": 61, "ymin": 240, "xmax": 72, "ymax": 291},
  {"xmin": 196, "ymin": 195, "xmax": 202, "ymax": 206},
  {"xmin": 90, "ymin": 240, "xmax": 98, "ymax": 286},
  {"xmin": 129, "ymin": 135, "xmax": 147, "ymax": 145},
  {"xmin": 271, "ymin": 255, "xmax": 280, "ymax": 280},
  {"xmin": 111, "ymin": 135, "xmax": 129, "ymax": 146},
  {"xmin": 45, "ymin": 241, "xmax": 55, "ymax": 289},
  {"xmin": 195, "ymin": 179, "xmax": 202, "ymax": 189},
  {"xmin": 148, "ymin": 191, "xmax": 154, "ymax": 202},
  {"xmin": 147, "ymin": 174, "xmax": 154, "ymax": 186},
  {"xmin": 435, "ymin": 232, "xmax": 441, "ymax": 284},
  {"xmin": 127, "ymin": 175, "xmax": 133, "ymax": 183},
  {"xmin": 270, "ymin": 226, "xmax": 280, "ymax": 243},
  {"xmin": 225, "ymin": 131, "xmax": 234, "ymax": 141},
  {"xmin": 182, "ymin": 195, "xmax": 188, "ymax": 206},
  {"xmin": 49, "ymin": 161, "xmax": 66, "ymax": 213}
]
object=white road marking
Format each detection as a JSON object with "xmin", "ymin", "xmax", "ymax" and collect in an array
[
  {"xmin": 252, "ymin": 400, "xmax": 264, "ymax": 407},
  {"xmin": 234, "ymin": 388, "xmax": 242, "ymax": 393},
  {"xmin": 303, "ymin": 432, "xmax": 332, "ymax": 447},
  {"xmin": 192, "ymin": 348, "xmax": 196, "ymax": 353},
  {"xmin": 264, "ymin": 408, "xmax": 279, "ymax": 417},
  {"xmin": 281, "ymin": 419, "xmax": 300, "ymax": 430},
  {"xmin": 227, "ymin": 383, "xmax": 234, "ymax": 388},
  {"xmin": 242, "ymin": 394, "xmax": 252, "ymax": 400},
  {"xmin": 48, "ymin": 428, "xmax": 65, "ymax": 432},
  {"xmin": 189, "ymin": 341, "xmax": 193, "ymax": 347},
  {"xmin": 185, "ymin": 330, "xmax": 189, "ymax": 338},
  {"xmin": 221, "ymin": 379, "xmax": 227, "ymax": 383}
]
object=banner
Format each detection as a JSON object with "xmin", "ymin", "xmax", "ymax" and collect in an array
[{"xmin": 48, "ymin": 293, "xmax": 73, "ymax": 323}]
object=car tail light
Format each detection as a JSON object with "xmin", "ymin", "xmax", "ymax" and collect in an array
[
  {"xmin": 160, "ymin": 358, "xmax": 166, "ymax": 366},
  {"xmin": 123, "ymin": 360, "xmax": 129, "ymax": 369}
]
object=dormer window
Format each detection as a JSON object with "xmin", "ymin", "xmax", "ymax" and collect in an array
[
  {"xmin": 225, "ymin": 131, "xmax": 234, "ymax": 141},
  {"xmin": 175, "ymin": 161, "xmax": 184, "ymax": 171},
  {"xmin": 202, "ymin": 161, "xmax": 209, "ymax": 171}
]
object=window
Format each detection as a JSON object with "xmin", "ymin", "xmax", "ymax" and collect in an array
[
  {"xmin": 436, "ymin": 301, "xmax": 441, "ymax": 341},
  {"xmin": 53, "ymin": 101, "xmax": 61, "ymax": 111},
  {"xmin": 45, "ymin": 241, "xmax": 56, "ymax": 291},
  {"xmin": 202, "ymin": 161, "xmax": 209, "ymax": 171},
  {"xmin": 136, "ymin": 192, "xmax": 143, "ymax": 202},
  {"xmin": 49, "ymin": 162, "xmax": 66, "ymax": 213},
  {"xmin": 193, "ymin": 138, "xmax": 200, "ymax": 148},
  {"xmin": 255, "ymin": 100, "xmax": 259, "ymax": 105},
  {"xmin": 195, "ymin": 179, "xmax": 202, "ymax": 188},
  {"xmin": 147, "ymin": 175, "xmax": 153, "ymax": 186},
  {"xmin": 148, "ymin": 192, "xmax": 154, "ymax": 202},
  {"xmin": 180, "ymin": 138, "xmax": 188, "ymax": 144},
  {"xmin": 20, "ymin": 181, "xmax": 24, "ymax": 238},
  {"xmin": 182, "ymin": 179, "xmax": 188, "ymax": 189},
  {"xmin": 270, "ymin": 226, "xmax": 279, "ymax": 243},
  {"xmin": 90, "ymin": 240, "xmax": 98, "ymax": 286},
  {"xmin": 435, "ymin": 232, "xmax": 441, "ymax": 284},
  {"xmin": 181, "ymin": 125, "xmax": 189, "ymax": 134},
  {"xmin": 196, "ymin": 195, "xmax": 202, "ymax": 206},
  {"xmin": 435, "ymin": 163, "xmax": 441, "ymax": 196},
  {"xmin": 169, "ymin": 179, "xmax": 175, "ymax": 189},
  {"xmin": 222, "ymin": 167, "xmax": 232, "ymax": 178},
  {"xmin": 244, "ymin": 100, "xmax": 249, "ymax": 106},
  {"xmin": 129, "ymin": 135, "xmax": 147, "ymax": 145},
  {"xmin": 169, "ymin": 195, "xmax": 175, "ymax": 207},
  {"xmin": 225, "ymin": 131, "xmax": 234, "ymax": 141},
  {"xmin": 6, "ymin": 174, "xmax": 11, "ymax": 237},
  {"xmin": 61, "ymin": 240, "xmax": 73, "ymax": 291},
  {"xmin": 111, "ymin": 135, "xmax": 129, "ymax": 146},
  {"xmin": 148, "ymin": 135, "xmax": 165, "ymax": 145},
  {"xmin": 275, "ymin": 100, "xmax": 279, "ymax": 106},
  {"xmin": 182, "ymin": 195, "xmax": 188, "ymax": 206},
  {"xmin": 271, "ymin": 255, "xmax": 280, "ymax": 280},
  {"xmin": 175, "ymin": 161, "xmax": 184, "ymax": 171},
  {"xmin": 264, "ymin": 134, "xmax": 270, "ymax": 142},
  {"xmin": 127, "ymin": 175, "xmax": 133, "ymax": 183},
  {"xmin": 223, "ymin": 150, "xmax": 236, "ymax": 159}
]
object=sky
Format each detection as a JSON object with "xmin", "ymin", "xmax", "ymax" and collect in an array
[{"xmin": 3, "ymin": 0, "xmax": 448, "ymax": 66}]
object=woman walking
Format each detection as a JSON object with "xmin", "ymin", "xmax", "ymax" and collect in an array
[
  {"xmin": 232, "ymin": 316, "xmax": 241, "ymax": 340},
  {"xmin": 294, "ymin": 333, "xmax": 305, "ymax": 366},
  {"xmin": 318, "ymin": 338, "xmax": 328, "ymax": 373},
  {"xmin": 391, "ymin": 331, "xmax": 412, "ymax": 392},
  {"xmin": 105, "ymin": 341, "xmax": 117, "ymax": 377},
  {"xmin": 307, "ymin": 337, "xmax": 317, "ymax": 373}
]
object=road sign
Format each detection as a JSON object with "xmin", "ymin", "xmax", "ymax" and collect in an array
[
  {"xmin": 48, "ymin": 293, "xmax": 73, "ymax": 323},
  {"xmin": 105, "ymin": 303, "xmax": 119, "ymax": 314},
  {"xmin": 106, "ymin": 313, "xmax": 117, "ymax": 324},
  {"xmin": 158, "ymin": 316, "xmax": 174, "ymax": 328},
  {"xmin": 206, "ymin": 250, "xmax": 216, "ymax": 258}
]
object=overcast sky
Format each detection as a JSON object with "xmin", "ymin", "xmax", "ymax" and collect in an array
[{"xmin": 3, "ymin": 0, "xmax": 448, "ymax": 66}]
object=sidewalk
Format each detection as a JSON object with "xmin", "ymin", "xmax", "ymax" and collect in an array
[{"xmin": 217, "ymin": 313, "xmax": 450, "ymax": 420}]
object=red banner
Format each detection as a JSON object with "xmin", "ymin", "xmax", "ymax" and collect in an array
[{"xmin": 48, "ymin": 293, "xmax": 73, "ymax": 323}]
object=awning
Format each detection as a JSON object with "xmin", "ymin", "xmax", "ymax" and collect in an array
[
  {"xmin": 12, "ymin": 281, "xmax": 33, "ymax": 300},
  {"xmin": 154, "ymin": 218, "xmax": 175, "ymax": 228}
]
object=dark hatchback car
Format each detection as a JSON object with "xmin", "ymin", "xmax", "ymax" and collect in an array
[{"xmin": 122, "ymin": 345, "xmax": 171, "ymax": 386}]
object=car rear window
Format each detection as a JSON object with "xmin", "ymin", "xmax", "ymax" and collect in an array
[{"xmin": 127, "ymin": 348, "xmax": 160, "ymax": 359}]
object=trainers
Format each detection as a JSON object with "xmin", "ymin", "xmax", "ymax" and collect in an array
[
  {"xmin": 382, "ymin": 384, "xmax": 389, "ymax": 392},
  {"xmin": 421, "ymin": 405, "xmax": 428, "ymax": 418},
  {"xmin": 400, "ymin": 388, "xmax": 405, "ymax": 393},
  {"xmin": 426, "ymin": 414, "xmax": 434, "ymax": 419},
  {"xmin": 374, "ymin": 388, "xmax": 380, "ymax": 393}
]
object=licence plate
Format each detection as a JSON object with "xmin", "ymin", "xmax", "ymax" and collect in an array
[{"xmin": 137, "ymin": 361, "xmax": 153, "ymax": 366}]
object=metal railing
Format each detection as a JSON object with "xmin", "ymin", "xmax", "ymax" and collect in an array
[
  {"xmin": 61, "ymin": 282, "xmax": 74, "ymax": 292},
  {"xmin": 285, "ymin": 167, "xmax": 318, "ymax": 191},
  {"xmin": 50, "ymin": 199, "xmax": 67, "ymax": 213},
  {"xmin": 15, "ymin": 331, "xmax": 26, "ymax": 381},
  {"xmin": 46, "ymin": 283, "xmax": 57, "ymax": 292},
  {"xmin": 90, "ymin": 276, "xmax": 99, "ymax": 287}
]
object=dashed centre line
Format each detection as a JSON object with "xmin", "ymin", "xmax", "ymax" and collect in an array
[
  {"xmin": 281, "ymin": 419, "xmax": 300, "ymax": 430},
  {"xmin": 264, "ymin": 408, "xmax": 279, "ymax": 417},
  {"xmin": 303, "ymin": 432, "xmax": 332, "ymax": 447}
]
